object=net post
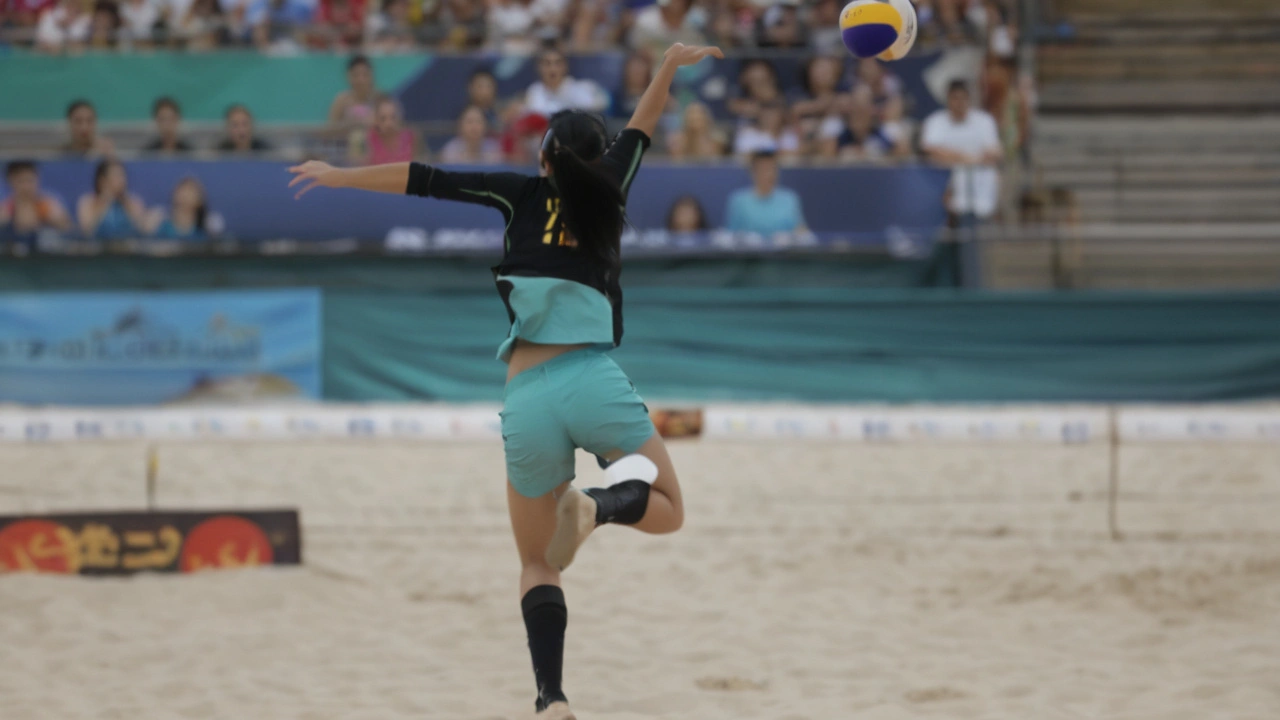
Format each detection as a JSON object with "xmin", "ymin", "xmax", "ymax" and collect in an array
[
  {"xmin": 146, "ymin": 444, "xmax": 158, "ymax": 512},
  {"xmin": 1107, "ymin": 406, "xmax": 1121, "ymax": 541}
]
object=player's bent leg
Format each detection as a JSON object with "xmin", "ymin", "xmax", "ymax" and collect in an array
[
  {"xmin": 508, "ymin": 481, "xmax": 574, "ymax": 717},
  {"xmin": 546, "ymin": 432, "xmax": 684, "ymax": 570},
  {"xmin": 603, "ymin": 431, "xmax": 684, "ymax": 536}
]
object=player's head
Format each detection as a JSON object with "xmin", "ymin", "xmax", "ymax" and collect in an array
[{"xmin": 540, "ymin": 110, "xmax": 624, "ymax": 269}]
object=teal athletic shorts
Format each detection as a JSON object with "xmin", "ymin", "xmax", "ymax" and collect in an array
[{"xmin": 500, "ymin": 347, "xmax": 656, "ymax": 498}]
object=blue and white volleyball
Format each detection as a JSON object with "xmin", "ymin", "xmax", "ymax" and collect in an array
[{"xmin": 839, "ymin": 0, "xmax": 918, "ymax": 61}]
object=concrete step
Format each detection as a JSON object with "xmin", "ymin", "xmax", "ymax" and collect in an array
[
  {"xmin": 1051, "ymin": 0, "xmax": 1280, "ymax": 20},
  {"xmin": 1038, "ymin": 166, "xmax": 1280, "ymax": 189},
  {"xmin": 1040, "ymin": 80, "xmax": 1280, "ymax": 113}
]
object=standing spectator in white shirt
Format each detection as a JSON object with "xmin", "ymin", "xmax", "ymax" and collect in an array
[
  {"xmin": 921, "ymin": 79, "xmax": 1002, "ymax": 287},
  {"xmin": 523, "ymin": 46, "xmax": 608, "ymax": 118},
  {"xmin": 921, "ymin": 79, "xmax": 1002, "ymax": 224},
  {"xmin": 35, "ymin": 0, "xmax": 91, "ymax": 51}
]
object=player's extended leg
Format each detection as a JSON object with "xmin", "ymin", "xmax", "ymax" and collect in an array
[
  {"xmin": 508, "ymin": 481, "xmax": 575, "ymax": 719},
  {"xmin": 546, "ymin": 431, "xmax": 684, "ymax": 571}
]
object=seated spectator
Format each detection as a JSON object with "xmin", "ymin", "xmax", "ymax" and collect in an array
[
  {"xmin": 666, "ymin": 195, "xmax": 708, "ymax": 233},
  {"xmin": 756, "ymin": 0, "xmax": 804, "ymax": 49},
  {"xmin": 171, "ymin": 0, "xmax": 228, "ymax": 51},
  {"xmin": 666, "ymin": 102, "xmax": 726, "ymax": 161},
  {"xmin": 732, "ymin": 102, "xmax": 800, "ymax": 159},
  {"xmin": 362, "ymin": 0, "xmax": 415, "ymax": 51},
  {"xmin": 921, "ymin": 79, "xmax": 1002, "ymax": 225},
  {"xmin": 328, "ymin": 55, "xmax": 382, "ymax": 133},
  {"xmin": 1, "ymin": 161, "xmax": 73, "ymax": 248},
  {"xmin": 248, "ymin": 0, "xmax": 316, "ymax": 50},
  {"xmin": 5, "ymin": 0, "xmax": 57, "ymax": 39},
  {"xmin": 610, "ymin": 51, "xmax": 652, "ymax": 120},
  {"xmin": 36, "ymin": 0, "xmax": 91, "ymax": 52},
  {"xmin": 726, "ymin": 151, "xmax": 806, "ymax": 235},
  {"xmin": 808, "ymin": 0, "xmax": 844, "ymax": 54},
  {"xmin": 818, "ymin": 92, "xmax": 898, "ymax": 162},
  {"xmin": 77, "ymin": 159, "xmax": 149, "ymax": 241},
  {"xmin": 216, "ymin": 104, "xmax": 272, "ymax": 154},
  {"xmin": 523, "ymin": 46, "xmax": 608, "ymax": 118},
  {"xmin": 440, "ymin": 106, "xmax": 504, "ymax": 165},
  {"xmin": 316, "ymin": 0, "xmax": 364, "ymax": 48},
  {"xmin": 120, "ymin": 0, "xmax": 160, "ymax": 44},
  {"xmin": 61, "ymin": 100, "xmax": 116, "ymax": 158},
  {"xmin": 879, "ymin": 93, "xmax": 916, "ymax": 156},
  {"xmin": 855, "ymin": 58, "xmax": 902, "ymax": 115},
  {"xmin": 350, "ymin": 97, "xmax": 419, "ymax": 164},
  {"xmin": 467, "ymin": 69, "xmax": 502, "ymax": 128},
  {"xmin": 629, "ymin": 0, "xmax": 705, "ymax": 59},
  {"xmin": 88, "ymin": 0, "xmax": 122, "ymax": 49},
  {"xmin": 791, "ymin": 55, "xmax": 849, "ymax": 148},
  {"xmin": 436, "ymin": 0, "xmax": 486, "ymax": 50},
  {"xmin": 727, "ymin": 58, "xmax": 783, "ymax": 123},
  {"xmin": 143, "ymin": 97, "xmax": 194, "ymax": 155},
  {"xmin": 150, "ymin": 177, "xmax": 224, "ymax": 241},
  {"xmin": 569, "ymin": 0, "xmax": 622, "ymax": 51}
]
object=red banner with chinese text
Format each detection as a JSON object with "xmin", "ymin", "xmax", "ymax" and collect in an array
[{"xmin": 0, "ymin": 510, "xmax": 301, "ymax": 575}]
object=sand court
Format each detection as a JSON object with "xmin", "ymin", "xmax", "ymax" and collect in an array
[{"xmin": 1, "ymin": 438, "xmax": 1278, "ymax": 720}]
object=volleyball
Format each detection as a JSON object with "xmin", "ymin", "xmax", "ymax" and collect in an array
[{"xmin": 839, "ymin": 0, "xmax": 918, "ymax": 61}]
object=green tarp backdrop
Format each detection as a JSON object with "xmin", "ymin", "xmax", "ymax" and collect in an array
[
  {"xmin": 324, "ymin": 288, "xmax": 1280, "ymax": 403},
  {"xmin": 0, "ymin": 53, "xmax": 429, "ymax": 123}
]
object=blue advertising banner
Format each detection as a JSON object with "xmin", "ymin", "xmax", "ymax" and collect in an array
[
  {"xmin": 9, "ymin": 161, "xmax": 951, "ymax": 244},
  {"xmin": 0, "ymin": 290, "xmax": 321, "ymax": 406}
]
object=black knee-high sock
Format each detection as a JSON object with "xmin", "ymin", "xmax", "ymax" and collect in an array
[
  {"xmin": 584, "ymin": 480, "xmax": 651, "ymax": 526},
  {"xmin": 522, "ymin": 585, "xmax": 568, "ymax": 712}
]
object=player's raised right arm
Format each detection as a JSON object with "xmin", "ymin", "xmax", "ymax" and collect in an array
[
  {"xmin": 288, "ymin": 161, "xmax": 409, "ymax": 199},
  {"xmin": 626, "ymin": 43, "xmax": 724, "ymax": 139}
]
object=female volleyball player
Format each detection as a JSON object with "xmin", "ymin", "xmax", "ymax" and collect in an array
[{"xmin": 288, "ymin": 43, "xmax": 724, "ymax": 720}]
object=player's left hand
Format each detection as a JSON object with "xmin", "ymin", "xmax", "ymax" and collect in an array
[{"xmin": 288, "ymin": 161, "xmax": 345, "ymax": 199}]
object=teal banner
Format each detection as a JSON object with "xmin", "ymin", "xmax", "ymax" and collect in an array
[{"xmin": 324, "ymin": 289, "xmax": 1280, "ymax": 403}]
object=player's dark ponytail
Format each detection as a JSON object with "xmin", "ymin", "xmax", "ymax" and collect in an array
[{"xmin": 544, "ymin": 111, "xmax": 624, "ymax": 269}]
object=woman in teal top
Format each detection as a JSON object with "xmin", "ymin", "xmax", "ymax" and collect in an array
[
  {"xmin": 76, "ymin": 160, "xmax": 148, "ymax": 241},
  {"xmin": 153, "ymin": 177, "xmax": 214, "ymax": 241},
  {"xmin": 288, "ymin": 43, "xmax": 724, "ymax": 720}
]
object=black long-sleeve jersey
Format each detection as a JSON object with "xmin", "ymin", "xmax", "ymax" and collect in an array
[{"xmin": 404, "ymin": 128, "xmax": 650, "ymax": 359}]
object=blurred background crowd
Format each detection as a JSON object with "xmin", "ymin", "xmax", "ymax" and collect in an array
[{"xmin": 0, "ymin": 0, "xmax": 1027, "ymax": 167}]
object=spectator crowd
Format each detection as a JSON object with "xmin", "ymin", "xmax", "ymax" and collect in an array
[
  {"xmin": 3, "ymin": 1, "xmax": 1031, "ymax": 243},
  {"xmin": 3, "ymin": 0, "xmax": 1010, "ymax": 55}
]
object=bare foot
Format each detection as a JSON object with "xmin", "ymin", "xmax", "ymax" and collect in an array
[{"xmin": 545, "ymin": 489, "xmax": 596, "ymax": 571}]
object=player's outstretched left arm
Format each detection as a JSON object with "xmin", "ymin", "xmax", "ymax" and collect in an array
[
  {"xmin": 626, "ymin": 43, "xmax": 724, "ymax": 139},
  {"xmin": 288, "ymin": 161, "xmax": 410, "ymax": 199}
]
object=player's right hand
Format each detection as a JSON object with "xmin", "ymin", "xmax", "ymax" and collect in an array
[
  {"xmin": 288, "ymin": 161, "xmax": 345, "ymax": 199},
  {"xmin": 663, "ymin": 43, "xmax": 725, "ymax": 68}
]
